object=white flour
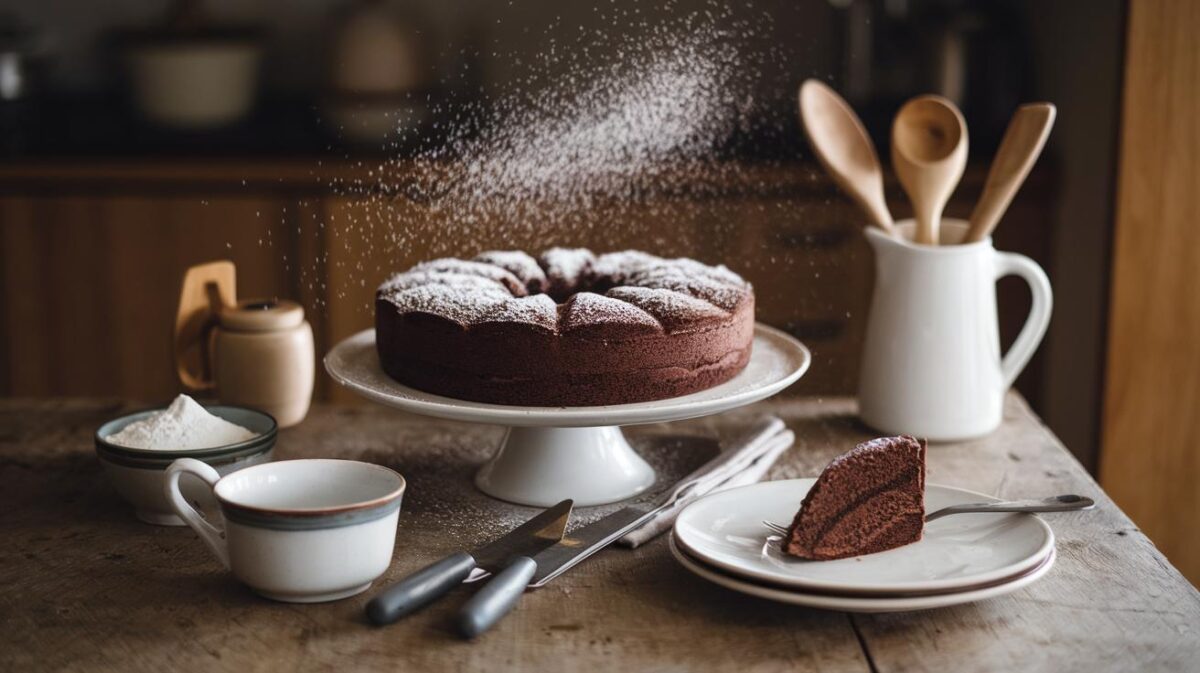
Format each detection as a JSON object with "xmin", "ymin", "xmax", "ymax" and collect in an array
[{"xmin": 106, "ymin": 395, "xmax": 257, "ymax": 450}]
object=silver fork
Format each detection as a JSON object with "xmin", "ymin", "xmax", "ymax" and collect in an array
[{"xmin": 762, "ymin": 494, "xmax": 1094, "ymax": 535}]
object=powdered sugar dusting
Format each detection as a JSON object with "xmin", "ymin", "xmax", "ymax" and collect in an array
[
  {"xmin": 378, "ymin": 271, "xmax": 510, "ymax": 297},
  {"xmin": 410, "ymin": 259, "xmax": 527, "ymax": 297},
  {"xmin": 561, "ymin": 292, "xmax": 661, "ymax": 334},
  {"xmin": 380, "ymin": 284, "xmax": 557, "ymax": 331},
  {"xmin": 540, "ymin": 247, "xmax": 595, "ymax": 297},
  {"xmin": 606, "ymin": 286, "xmax": 728, "ymax": 330},
  {"xmin": 591, "ymin": 250, "xmax": 663, "ymax": 282},
  {"xmin": 624, "ymin": 261, "xmax": 749, "ymax": 311},
  {"xmin": 479, "ymin": 294, "xmax": 559, "ymax": 328},
  {"xmin": 378, "ymin": 247, "xmax": 750, "ymax": 333},
  {"xmin": 473, "ymin": 251, "xmax": 548, "ymax": 293}
]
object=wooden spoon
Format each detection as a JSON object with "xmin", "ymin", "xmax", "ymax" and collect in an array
[
  {"xmin": 797, "ymin": 79, "xmax": 897, "ymax": 236},
  {"xmin": 964, "ymin": 103, "xmax": 1057, "ymax": 243},
  {"xmin": 891, "ymin": 95, "xmax": 968, "ymax": 245}
]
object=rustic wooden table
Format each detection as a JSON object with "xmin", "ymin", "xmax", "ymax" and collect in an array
[{"xmin": 2, "ymin": 395, "xmax": 1197, "ymax": 672}]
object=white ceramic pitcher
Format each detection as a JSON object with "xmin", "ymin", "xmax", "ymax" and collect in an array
[{"xmin": 858, "ymin": 219, "xmax": 1052, "ymax": 441}]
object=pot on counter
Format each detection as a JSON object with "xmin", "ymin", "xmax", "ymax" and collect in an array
[
  {"xmin": 117, "ymin": 0, "xmax": 263, "ymax": 129},
  {"xmin": 324, "ymin": 0, "xmax": 431, "ymax": 145}
]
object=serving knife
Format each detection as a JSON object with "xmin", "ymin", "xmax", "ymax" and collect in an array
[
  {"xmin": 366, "ymin": 498, "xmax": 573, "ymax": 625},
  {"xmin": 458, "ymin": 478, "xmax": 706, "ymax": 637}
]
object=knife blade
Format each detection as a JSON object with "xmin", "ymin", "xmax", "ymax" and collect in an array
[
  {"xmin": 471, "ymin": 499, "xmax": 574, "ymax": 571},
  {"xmin": 456, "ymin": 466, "xmax": 729, "ymax": 638},
  {"xmin": 528, "ymin": 505, "xmax": 658, "ymax": 586},
  {"xmin": 455, "ymin": 503, "xmax": 660, "ymax": 637},
  {"xmin": 366, "ymin": 498, "xmax": 572, "ymax": 625}
]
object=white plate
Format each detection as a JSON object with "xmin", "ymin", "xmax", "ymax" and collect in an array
[
  {"xmin": 669, "ymin": 535, "xmax": 1056, "ymax": 613},
  {"xmin": 673, "ymin": 479, "xmax": 1054, "ymax": 595},
  {"xmin": 323, "ymin": 324, "xmax": 810, "ymax": 427}
]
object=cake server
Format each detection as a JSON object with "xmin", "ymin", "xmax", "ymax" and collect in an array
[{"xmin": 366, "ymin": 498, "xmax": 572, "ymax": 626}]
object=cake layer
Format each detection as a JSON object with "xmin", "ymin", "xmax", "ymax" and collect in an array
[
  {"xmin": 379, "ymin": 342, "xmax": 751, "ymax": 407},
  {"xmin": 376, "ymin": 297, "xmax": 754, "ymax": 378}
]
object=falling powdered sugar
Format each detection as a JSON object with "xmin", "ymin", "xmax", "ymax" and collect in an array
[
  {"xmin": 324, "ymin": 7, "xmax": 776, "ymax": 280},
  {"xmin": 422, "ymin": 27, "xmax": 748, "ymax": 223}
]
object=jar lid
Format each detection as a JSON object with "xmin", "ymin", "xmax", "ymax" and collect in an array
[{"xmin": 218, "ymin": 298, "xmax": 304, "ymax": 332}]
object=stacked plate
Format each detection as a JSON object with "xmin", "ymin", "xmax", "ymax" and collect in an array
[{"xmin": 670, "ymin": 479, "xmax": 1057, "ymax": 613}]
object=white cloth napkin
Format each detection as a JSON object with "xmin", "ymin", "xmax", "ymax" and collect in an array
[{"xmin": 618, "ymin": 415, "xmax": 795, "ymax": 548}]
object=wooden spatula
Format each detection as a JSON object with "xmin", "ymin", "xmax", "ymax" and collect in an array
[{"xmin": 964, "ymin": 103, "xmax": 1057, "ymax": 243}]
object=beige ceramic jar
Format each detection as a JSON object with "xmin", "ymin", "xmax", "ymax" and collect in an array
[
  {"xmin": 211, "ymin": 300, "xmax": 314, "ymax": 428},
  {"xmin": 175, "ymin": 261, "xmax": 314, "ymax": 428}
]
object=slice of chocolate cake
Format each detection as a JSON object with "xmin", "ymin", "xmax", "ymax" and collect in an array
[{"xmin": 784, "ymin": 436, "xmax": 926, "ymax": 560}]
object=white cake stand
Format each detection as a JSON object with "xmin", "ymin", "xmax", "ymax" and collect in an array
[{"xmin": 324, "ymin": 324, "xmax": 810, "ymax": 507}]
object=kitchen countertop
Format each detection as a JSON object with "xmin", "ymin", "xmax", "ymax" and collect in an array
[{"xmin": 1, "ymin": 394, "xmax": 1196, "ymax": 672}]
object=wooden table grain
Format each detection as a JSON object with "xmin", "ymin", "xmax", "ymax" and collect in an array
[{"xmin": 2, "ymin": 395, "xmax": 1197, "ymax": 672}]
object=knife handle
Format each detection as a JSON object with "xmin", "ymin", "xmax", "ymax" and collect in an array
[
  {"xmin": 366, "ymin": 552, "xmax": 476, "ymax": 625},
  {"xmin": 457, "ymin": 556, "xmax": 537, "ymax": 639}
]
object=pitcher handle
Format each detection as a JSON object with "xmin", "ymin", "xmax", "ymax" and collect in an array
[
  {"xmin": 994, "ymin": 251, "xmax": 1053, "ymax": 389},
  {"xmin": 165, "ymin": 458, "xmax": 230, "ymax": 569}
]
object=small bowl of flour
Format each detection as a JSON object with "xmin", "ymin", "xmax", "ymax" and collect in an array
[{"xmin": 95, "ymin": 395, "xmax": 277, "ymax": 526}]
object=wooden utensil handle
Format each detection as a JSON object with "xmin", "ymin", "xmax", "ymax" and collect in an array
[
  {"xmin": 174, "ymin": 261, "xmax": 236, "ymax": 391},
  {"xmin": 965, "ymin": 103, "xmax": 1056, "ymax": 242}
]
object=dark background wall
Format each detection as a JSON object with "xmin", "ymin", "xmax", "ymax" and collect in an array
[{"xmin": 0, "ymin": 0, "xmax": 1124, "ymax": 470}]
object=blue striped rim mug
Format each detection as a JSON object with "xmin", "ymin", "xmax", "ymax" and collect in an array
[{"xmin": 165, "ymin": 458, "xmax": 406, "ymax": 603}]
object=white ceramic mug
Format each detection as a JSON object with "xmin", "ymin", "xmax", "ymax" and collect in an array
[
  {"xmin": 858, "ymin": 220, "xmax": 1052, "ymax": 441},
  {"xmin": 165, "ymin": 458, "xmax": 405, "ymax": 603}
]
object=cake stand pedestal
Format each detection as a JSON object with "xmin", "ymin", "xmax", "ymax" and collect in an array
[{"xmin": 324, "ymin": 324, "xmax": 810, "ymax": 507}]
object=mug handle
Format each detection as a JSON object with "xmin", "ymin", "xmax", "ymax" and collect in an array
[
  {"xmin": 165, "ymin": 458, "xmax": 230, "ymax": 569},
  {"xmin": 994, "ymin": 251, "xmax": 1054, "ymax": 389}
]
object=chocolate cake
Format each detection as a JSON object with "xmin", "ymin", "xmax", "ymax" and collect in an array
[
  {"xmin": 374, "ymin": 248, "xmax": 755, "ymax": 406},
  {"xmin": 783, "ymin": 436, "xmax": 927, "ymax": 560}
]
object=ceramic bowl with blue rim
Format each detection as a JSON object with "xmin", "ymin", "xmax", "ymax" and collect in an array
[{"xmin": 95, "ymin": 405, "xmax": 277, "ymax": 526}]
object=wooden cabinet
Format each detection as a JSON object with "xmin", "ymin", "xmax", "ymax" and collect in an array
[
  {"xmin": 0, "ymin": 193, "xmax": 294, "ymax": 398},
  {"xmin": 0, "ymin": 159, "xmax": 1054, "ymax": 404}
]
